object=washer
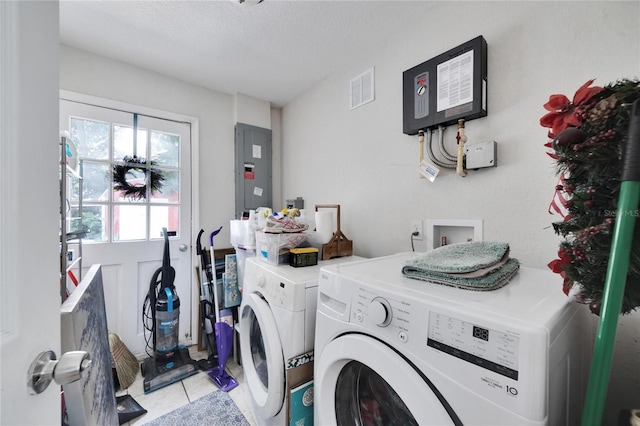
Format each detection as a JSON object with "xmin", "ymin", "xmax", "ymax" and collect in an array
[
  {"xmin": 239, "ymin": 255, "xmax": 362, "ymax": 425},
  {"xmin": 314, "ymin": 253, "xmax": 589, "ymax": 425}
]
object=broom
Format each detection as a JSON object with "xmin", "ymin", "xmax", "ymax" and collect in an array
[{"xmin": 109, "ymin": 332, "xmax": 139, "ymax": 390}]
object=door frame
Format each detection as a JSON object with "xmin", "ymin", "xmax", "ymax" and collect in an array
[{"xmin": 59, "ymin": 90, "xmax": 201, "ymax": 346}]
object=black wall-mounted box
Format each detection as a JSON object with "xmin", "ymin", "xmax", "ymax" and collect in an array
[{"xmin": 403, "ymin": 36, "xmax": 487, "ymax": 135}]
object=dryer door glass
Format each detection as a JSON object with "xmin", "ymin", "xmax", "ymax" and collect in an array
[
  {"xmin": 314, "ymin": 333, "xmax": 458, "ymax": 425},
  {"xmin": 335, "ymin": 360, "xmax": 418, "ymax": 426}
]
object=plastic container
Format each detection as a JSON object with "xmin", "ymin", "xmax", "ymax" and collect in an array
[
  {"xmin": 230, "ymin": 219, "xmax": 255, "ymax": 247},
  {"xmin": 290, "ymin": 247, "xmax": 318, "ymax": 267},
  {"xmin": 256, "ymin": 231, "xmax": 308, "ymax": 265},
  {"xmin": 235, "ymin": 246, "xmax": 256, "ymax": 291}
]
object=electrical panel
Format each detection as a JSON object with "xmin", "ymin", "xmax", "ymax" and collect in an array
[
  {"xmin": 403, "ymin": 36, "xmax": 488, "ymax": 135},
  {"xmin": 235, "ymin": 123, "xmax": 272, "ymax": 219}
]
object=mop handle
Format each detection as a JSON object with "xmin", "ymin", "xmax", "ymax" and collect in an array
[
  {"xmin": 583, "ymin": 99, "xmax": 640, "ymax": 425},
  {"xmin": 209, "ymin": 226, "xmax": 222, "ymax": 247},
  {"xmin": 209, "ymin": 226, "xmax": 223, "ymax": 323}
]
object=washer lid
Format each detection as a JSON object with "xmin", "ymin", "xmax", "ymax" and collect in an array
[
  {"xmin": 245, "ymin": 256, "xmax": 365, "ymax": 290},
  {"xmin": 319, "ymin": 253, "xmax": 571, "ymax": 325}
]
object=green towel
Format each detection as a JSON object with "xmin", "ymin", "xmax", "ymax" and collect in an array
[
  {"xmin": 402, "ymin": 257, "xmax": 520, "ymax": 291},
  {"xmin": 401, "ymin": 241, "xmax": 519, "ymax": 291},
  {"xmin": 406, "ymin": 241, "xmax": 510, "ymax": 273}
]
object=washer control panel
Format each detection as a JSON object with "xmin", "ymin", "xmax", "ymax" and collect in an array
[
  {"xmin": 352, "ymin": 287, "xmax": 411, "ymax": 343},
  {"xmin": 427, "ymin": 311, "xmax": 520, "ymax": 380},
  {"xmin": 351, "ymin": 286, "xmax": 520, "ymax": 380}
]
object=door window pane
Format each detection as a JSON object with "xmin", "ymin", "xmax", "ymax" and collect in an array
[
  {"xmin": 113, "ymin": 204, "xmax": 146, "ymax": 241},
  {"xmin": 151, "ymin": 170, "xmax": 179, "ymax": 203},
  {"xmin": 82, "ymin": 161, "xmax": 110, "ymax": 202},
  {"xmin": 80, "ymin": 205, "xmax": 108, "ymax": 242},
  {"xmin": 150, "ymin": 206, "xmax": 179, "ymax": 240},
  {"xmin": 70, "ymin": 117, "xmax": 109, "ymax": 160},
  {"xmin": 112, "ymin": 165, "xmax": 146, "ymax": 203},
  {"xmin": 114, "ymin": 125, "xmax": 148, "ymax": 160},
  {"xmin": 151, "ymin": 131, "xmax": 180, "ymax": 167},
  {"xmin": 67, "ymin": 175, "xmax": 80, "ymax": 203},
  {"xmin": 66, "ymin": 206, "xmax": 82, "ymax": 234}
]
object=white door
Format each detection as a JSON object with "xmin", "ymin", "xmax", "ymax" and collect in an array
[
  {"xmin": 59, "ymin": 99, "xmax": 194, "ymax": 356},
  {"xmin": 314, "ymin": 333, "xmax": 461, "ymax": 425},
  {"xmin": 0, "ymin": 1, "xmax": 62, "ymax": 423}
]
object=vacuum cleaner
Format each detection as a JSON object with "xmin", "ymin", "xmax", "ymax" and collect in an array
[{"xmin": 141, "ymin": 228, "xmax": 198, "ymax": 393}]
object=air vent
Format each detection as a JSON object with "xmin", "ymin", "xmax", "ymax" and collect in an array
[{"xmin": 350, "ymin": 67, "xmax": 375, "ymax": 110}]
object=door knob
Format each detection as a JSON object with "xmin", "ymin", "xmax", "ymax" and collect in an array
[
  {"xmin": 179, "ymin": 244, "xmax": 188, "ymax": 252},
  {"xmin": 27, "ymin": 350, "xmax": 92, "ymax": 395}
]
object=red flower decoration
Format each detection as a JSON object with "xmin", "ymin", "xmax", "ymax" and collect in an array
[
  {"xmin": 547, "ymin": 247, "xmax": 574, "ymax": 295},
  {"xmin": 540, "ymin": 79, "xmax": 604, "ymax": 138},
  {"xmin": 543, "ymin": 140, "xmax": 558, "ymax": 159}
]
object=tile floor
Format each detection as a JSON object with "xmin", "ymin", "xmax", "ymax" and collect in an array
[{"xmin": 118, "ymin": 346, "xmax": 256, "ymax": 425}]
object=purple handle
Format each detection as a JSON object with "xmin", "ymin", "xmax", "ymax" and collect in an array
[{"xmin": 209, "ymin": 226, "xmax": 223, "ymax": 247}]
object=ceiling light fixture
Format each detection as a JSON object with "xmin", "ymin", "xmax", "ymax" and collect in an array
[{"xmin": 231, "ymin": 0, "xmax": 264, "ymax": 5}]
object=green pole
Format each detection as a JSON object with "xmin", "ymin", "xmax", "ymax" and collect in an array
[
  {"xmin": 582, "ymin": 99, "xmax": 640, "ymax": 425},
  {"xmin": 582, "ymin": 182, "xmax": 640, "ymax": 425}
]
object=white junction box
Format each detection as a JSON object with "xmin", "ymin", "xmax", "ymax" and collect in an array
[{"xmin": 465, "ymin": 140, "xmax": 497, "ymax": 169}]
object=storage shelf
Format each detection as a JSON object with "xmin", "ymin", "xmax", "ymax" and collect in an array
[
  {"xmin": 60, "ymin": 135, "xmax": 83, "ymax": 302},
  {"xmin": 66, "ymin": 257, "xmax": 82, "ymax": 273}
]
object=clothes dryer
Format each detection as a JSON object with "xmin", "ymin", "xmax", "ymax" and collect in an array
[
  {"xmin": 314, "ymin": 253, "xmax": 588, "ymax": 425},
  {"xmin": 240, "ymin": 256, "xmax": 361, "ymax": 425}
]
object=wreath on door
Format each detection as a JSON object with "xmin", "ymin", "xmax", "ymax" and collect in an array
[{"xmin": 112, "ymin": 155, "xmax": 164, "ymax": 200}]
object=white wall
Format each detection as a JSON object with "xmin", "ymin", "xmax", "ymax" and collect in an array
[
  {"xmin": 234, "ymin": 92, "xmax": 271, "ymax": 130},
  {"xmin": 281, "ymin": 1, "xmax": 639, "ymax": 423}
]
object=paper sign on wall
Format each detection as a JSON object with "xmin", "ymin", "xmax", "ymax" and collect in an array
[
  {"xmin": 253, "ymin": 144, "xmax": 262, "ymax": 159},
  {"xmin": 253, "ymin": 187, "xmax": 263, "ymax": 197}
]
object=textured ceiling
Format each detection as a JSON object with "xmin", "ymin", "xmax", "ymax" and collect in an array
[{"xmin": 59, "ymin": 0, "xmax": 437, "ymax": 107}]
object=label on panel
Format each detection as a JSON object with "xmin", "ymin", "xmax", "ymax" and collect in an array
[
  {"xmin": 253, "ymin": 144, "xmax": 262, "ymax": 159},
  {"xmin": 414, "ymin": 71, "xmax": 429, "ymax": 119},
  {"xmin": 437, "ymin": 50, "xmax": 474, "ymax": 112}
]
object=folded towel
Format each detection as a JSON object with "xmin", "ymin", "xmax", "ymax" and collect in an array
[
  {"xmin": 402, "ymin": 257, "xmax": 520, "ymax": 291},
  {"xmin": 401, "ymin": 241, "xmax": 519, "ymax": 291},
  {"xmin": 406, "ymin": 241, "xmax": 510, "ymax": 274}
]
